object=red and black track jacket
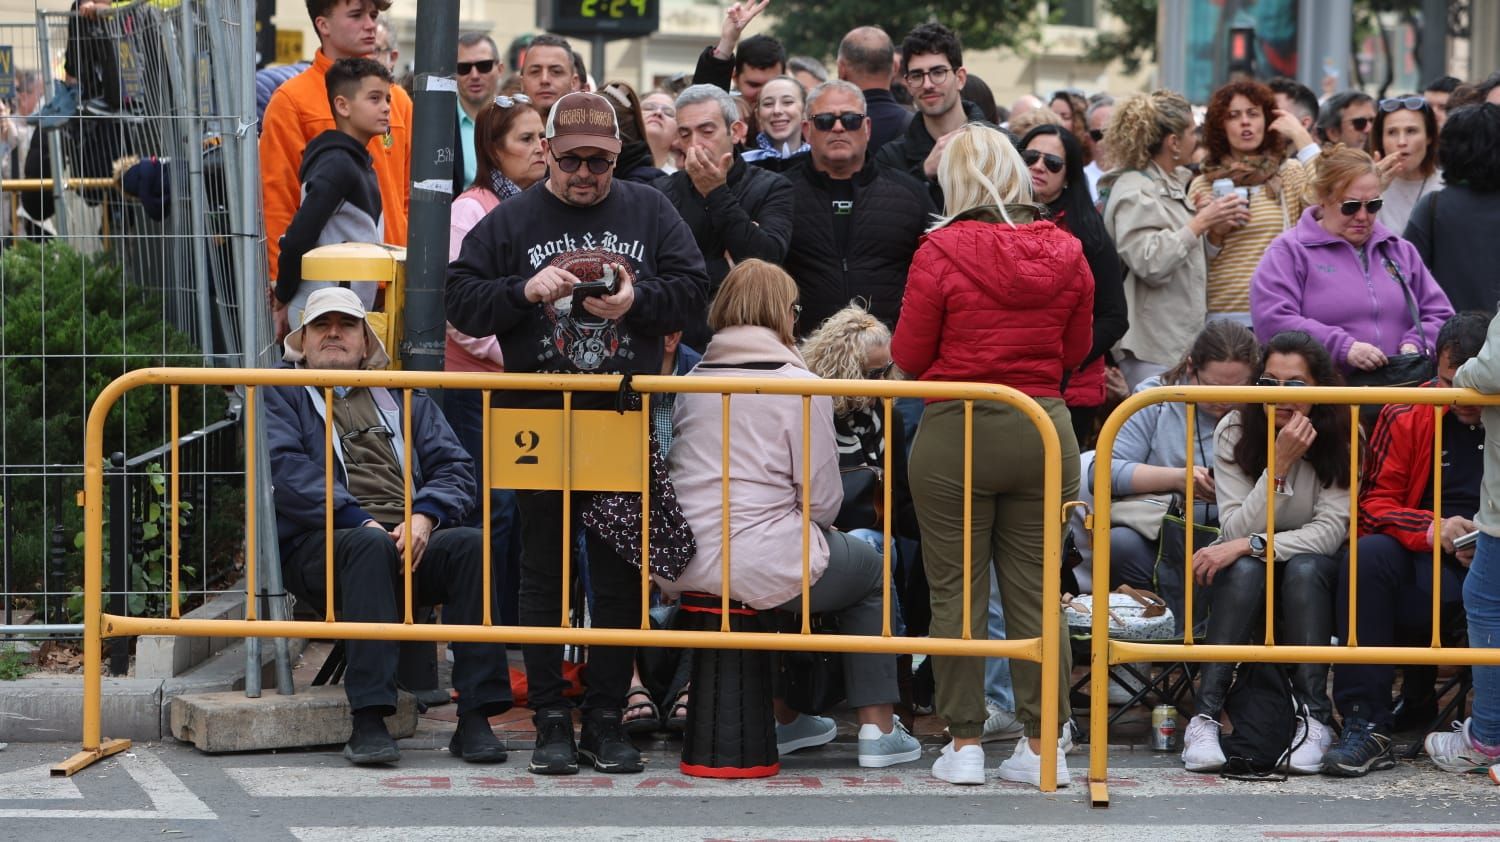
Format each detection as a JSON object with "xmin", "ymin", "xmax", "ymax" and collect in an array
[{"xmin": 1359, "ymin": 382, "xmax": 1445, "ymax": 550}]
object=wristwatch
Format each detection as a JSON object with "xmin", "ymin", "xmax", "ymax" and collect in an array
[{"xmin": 1249, "ymin": 533, "xmax": 1267, "ymax": 558}]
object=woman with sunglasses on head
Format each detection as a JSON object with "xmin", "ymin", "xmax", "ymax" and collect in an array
[
  {"xmin": 1100, "ymin": 90, "xmax": 1249, "ymax": 389},
  {"xmin": 1371, "ymin": 95, "xmax": 1443, "ymax": 235},
  {"xmin": 741, "ymin": 75, "xmax": 811, "ymax": 170},
  {"xmin": 1181, "ymin": 330, "xmax": 1352, "ymax": 776},
  {"xmin": 892, "ymin": 123, "xmax": 1093, "ymax": 789},
  {"xmin": 1188, "ymin": 80, "xmax": 1314, "ymax": 325},
  {"xmin": 640, "ymin": 90, "xmax": 682, "ymax": 173},
  {"xmin": 1251, "ymin": 145, "xmax": 1453, "ymax": 379},
  {"xmin": 1404, "ymin": 103, "xmax": 1500, "ymax": 314},
  {"xmin": 1020, "ymin": 124, "xmax": 1127, "ymax": 447}
]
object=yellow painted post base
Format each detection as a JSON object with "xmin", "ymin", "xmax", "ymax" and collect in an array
[
  {"xmin": 1089, "ymin": 780, "xmax": 1110, "ymax": 808},
  {"xmin": 51, "ymin": 738, "xmax": 132, "ymax": 777}
]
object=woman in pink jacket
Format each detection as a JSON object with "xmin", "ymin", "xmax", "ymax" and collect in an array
[{"xmin": 662, "ymin": 259, "xmax": 922, "ymax": 770}]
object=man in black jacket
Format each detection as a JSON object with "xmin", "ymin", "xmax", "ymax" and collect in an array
[
  {"xmin": 446, "ymin": 91, "xmax": 708, "ymax": 777},
  {"xmin": 875, "ymin": 23, "xmax": 990, "ymax": 204},
  {"xmin": 837, "ymin": 26, "xmax": 911, "ymax": 155},
  {"xmin": 655, "ymin": 83, "xmax": 793, "ymax": 348},
  {"xmin": 783, "ymin": 80, "xmax": 932, "ymax": 336}
]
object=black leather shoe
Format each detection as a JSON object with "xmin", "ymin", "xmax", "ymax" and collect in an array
[
  {"xmin": 579, "ymin": 708, "xmax": 644, "ymax": 773},
  {"xmin": 449, "ymin": 711, "xmax": 508, "ymax": 763},
  {"xmin": 528, "ymin": 707, "xmax": 579, "ymax": 775},
  {"xmin": 344, "ymin": 710, "xmax": 400, "ymax": 766}
]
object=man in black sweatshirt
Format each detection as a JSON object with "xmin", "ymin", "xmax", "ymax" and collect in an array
[{"xmin": 447, "ymin": 91, "xmax": 708, "ymax": 777}]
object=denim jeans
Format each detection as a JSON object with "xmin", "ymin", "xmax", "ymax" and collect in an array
[
  {"xmin": 984, "ymin": 572, "xmax": 1015, "ymax": 712},
  {"xmin": 1468, "ymin": 533, "xmax": 1500, "ymax": 747},
  {"xmin": 847, "ymin": 528, "xmax": 906, "ymax": 636}
]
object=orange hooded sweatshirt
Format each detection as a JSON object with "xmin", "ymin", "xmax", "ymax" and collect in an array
[{"xmin": 261, "ymin": 49, "xmax": 412, "ymax": 283}]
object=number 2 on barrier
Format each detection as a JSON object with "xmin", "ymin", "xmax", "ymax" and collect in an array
[{"xmin": 489, "ymin": 408, "xmax": 646, "ymax": 493}]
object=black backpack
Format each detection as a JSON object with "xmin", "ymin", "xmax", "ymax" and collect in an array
[{"xmin": 1218, "ymin": 662, "xmax": 1307, "ymax": 781}]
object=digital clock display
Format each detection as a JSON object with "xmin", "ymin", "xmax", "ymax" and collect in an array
[{"xmin": 540, "ymin": 0, "xmax": 660, "ymax": 37}]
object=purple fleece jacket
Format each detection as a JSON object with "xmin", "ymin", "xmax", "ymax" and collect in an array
[{"xmin": 1251, "ymin": 206, "xmax": 1453, "ymax": 372}]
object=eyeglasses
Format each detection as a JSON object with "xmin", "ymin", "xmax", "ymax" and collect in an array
[
  {"xmin": 810, "ymin": 112, "xmax": 866, "ymax": 132},
  {"xmin": 1255, "ymin": 376, "xmax": 1308, "ymax": 388},
  {"xmin": 903, "ymin": 66, "xmax": 952, "ymax": 86},
  {"xmin": 1339, "ymin": 197, "xmax": 1384, "ymax": 216},
  {"xmin": 552, "ymin": 152, "xmax": 614, "ymax": 174},
  {"xmin": 641, "ymin": 101, "xmax": 676, "ymax": 118},
  {"xmin": 493, "ymin": 94, "xmax": 532, "ymax": 109},
  {"xmin": 1378, "ymin": 95, "xmax": 1427, "ymax": 113},
  {"xmin": 865, "ymin": 360, "xmax": 895, "ymax": 380},
  {"xmin": 1348, "ymin": 116, "xmax": 1372, "ymax": 132},
  {"xmin": 1021, "ymin": 149, "xmax": 1064, "ymax": 174},
  {"xmin": 1088, "ymin": 128, "xmax": 1105, "ymax": 142},
  {"xmin": 457, "ymin": 59, "xmax": 497, "ymax": 76},
  {"xmin": 339, "ymin": 424, "xmax": 395, "ymax": 462}
]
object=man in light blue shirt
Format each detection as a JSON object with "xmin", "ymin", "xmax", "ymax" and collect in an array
[{"xmin": 455, "ymin": 32, "xmax": 502, "ymax": 189}]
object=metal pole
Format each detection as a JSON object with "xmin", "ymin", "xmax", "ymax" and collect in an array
[
  {"xmin": 1156, "ymin": 0, "xmax": 1189, "ymax": 95},
  {"xmin": 1297, "ymin": 0, "xmax": 1354, "ymax": 94},
  {"xmin": 35, "ymin": 10, "xmax": 69, "ymax": 238},
  {"xmin": 107, "ymin": 454, "xmax": 129, "ymax": 675},
  {"xmin": 1418, "ymin": 0, "xmax": 1448, "ymax": 82},
  {"xmin": 591, "ymin": 34, "xmax": 607, "ymax": 90},
  {"xmin": 401, "ymin": 0, "xmax": 459, "ymax": 374},
  {"xmin": 172, "ymin": 0, "xmax": 218, "ymax": 360}
]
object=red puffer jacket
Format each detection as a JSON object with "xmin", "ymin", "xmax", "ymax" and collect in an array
[{"xmin": 892, "ymin": 215, "xmax": 1094, "ymax": 400}]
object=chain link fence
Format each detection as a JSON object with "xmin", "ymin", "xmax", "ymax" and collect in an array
[{"xmin": 1, "ymin": 0, "xmax": 263, "ymax": 662}]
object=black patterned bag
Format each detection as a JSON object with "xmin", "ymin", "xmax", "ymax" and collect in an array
[{"xmin": 581, "ymin": 438, "xmax": 696, "ymax": 581}]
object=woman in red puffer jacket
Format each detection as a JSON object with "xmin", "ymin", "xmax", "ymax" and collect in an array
[{"xmin": 892, "ymin": 123, "xmax": 1093, "ymax": 789}]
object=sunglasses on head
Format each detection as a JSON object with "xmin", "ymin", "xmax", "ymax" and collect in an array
[
  {"xmin": 1348, "ymin": 116, "xmax": 1372, "ymax": 132},
  {"xmin": 810, "ymin": 112, "xmax": 866, "ymax": 132},
  {"xmin": 1378, "ymin": 95, "xmax": 1427, "ymax": 113},
  {"xmin": 865, "ymin": 360, "xmax": 895, "ymax": 380},
  {"xmin": 1339, "ymin": 197, "xmax": 1384, "ymax": 216},
  {"xmin": 493, "ymin": 93, "xmax": 531, "ymax": 108},
  {"xmin": 457, "ymin": 59, "xmax": 497, "ymax": 76},
  {"xmin": 552, "ymin": 152, "xmax": 614, "ymax": 174},
  {"xmin": 1021, "ymin": 149, "xmax": 1064, "ymax": 173},
  {"xmin": 1256, "ymin": 376, "xmax": 1308, "ymax": 388},
  {"xmin": 1088, "ymin": 128, "xmax": 1105, "ymax": 142}
]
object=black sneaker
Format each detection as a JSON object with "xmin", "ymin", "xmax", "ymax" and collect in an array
[
  {"xmin": 1321, "ymin": 718, "xmax": 1396, "ymax": 777},
  {"xmin": 449, "ymin": 710, "xmax": 508, "ymax": 763},
  {"xmin": 343, "ymin": 710, "xmax": 400, "ymax": 766},
  {"xmin": 579, "ymin": 708, "xmax": 644, "ymax": 773},
  {"xmin": 529, "ymin": 707, "xmax": 579, "ymax": 775}
]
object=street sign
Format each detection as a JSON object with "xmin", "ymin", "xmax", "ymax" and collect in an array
[{"xmin": 536, "ymin": 0, "xmax": 660, "ymax": 40}]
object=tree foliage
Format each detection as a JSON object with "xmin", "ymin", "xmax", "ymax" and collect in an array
[
  {"xmin": 770, "ymin": 0, "xmax": 1044, "ymax": 64},
  {"xmin": 1085, "ymin": 0, "xmax": 1158, "ymax": 76}
]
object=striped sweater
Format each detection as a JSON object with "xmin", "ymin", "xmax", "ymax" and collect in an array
[{"xmin": 1189, "ymin": 158, "xmax": 1311, "ymax": 315}]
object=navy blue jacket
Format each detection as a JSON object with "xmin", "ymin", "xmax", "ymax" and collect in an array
[{"xmin": 264, "ymin": 363, "xmax": 477, "ymax": 557}]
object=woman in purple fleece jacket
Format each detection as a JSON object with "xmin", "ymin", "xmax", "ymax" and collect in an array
[{"xmin": 1251, "ymin": 145, "xmax": 1453, "ymax": 375}]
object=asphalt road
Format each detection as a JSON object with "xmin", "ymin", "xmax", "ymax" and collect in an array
[{"xmin": 1, "ymin": 738, "xmax": 1496, "ymax": 841}]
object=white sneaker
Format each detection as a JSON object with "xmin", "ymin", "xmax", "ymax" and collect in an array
[
  {"xmin": 981, "ymin": 700, "xmax": 1025, "ymax": 743},
  {"xmin": 931, "ymin": 740, "xmax": 985, "ymax": 785},
  {"xmin": 775, "ymin": 714, "xmax": 837, "ymax": 755},
  {"xmin": 858, "ymin": 716, "xmax": 923, "ymax": 768},
  {"xmin": 997, "ymin": 736, "xmax": 1071, "ymax": 788},
  {"xmin": 1426, "ymin": 719, "xmax": 1500, "ymax": 774},
  {"xmin": 1181, "ymin": 714, "xmax": 1226, "ymax": 773},
  {"xmin": 1289, "ymin": 717, "xmax": 1332, "ymax": 774}
]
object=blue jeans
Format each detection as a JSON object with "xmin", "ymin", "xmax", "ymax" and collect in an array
[
  {"xmin": 1468, "ymin": 533, "xmax": 1500, "ymax": 747},
  {"xmin": 847, "ymin": 528, "xmax": 906, "ymax": 636},
  {"xmin": 984, "ymin": 573, "xmax": 1015, "ymax": 711}
]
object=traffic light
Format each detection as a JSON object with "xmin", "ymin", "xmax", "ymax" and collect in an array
[{"xmin": 1228, "ymin": 26, "xmax": 1257, "ymax": 78}]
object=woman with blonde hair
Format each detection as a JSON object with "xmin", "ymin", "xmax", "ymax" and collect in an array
[
  {"xmin": 1101, "ymin": 90, "xmax": 1249, "ymax": 387},
  {"xmin": 893, "ymin": 123, "xmax": 1092, "ymax": 787},
  {"xmin": 661, "ymin": 260, "xmax": 923, "ymax": 770}
]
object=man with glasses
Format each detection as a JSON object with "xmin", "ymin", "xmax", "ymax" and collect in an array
[
  {"xmin": 875, "ymin": 22, "xmax": 990, "ymax": 204},
  {"xmin": 783, "ymin": 80, "xmax": 932, "ymax": 336},
  {"xmin": 265, "ymin": 288, "xmax": 511, "ymax": 768},
  {"xmin": 447, "ymin": 91, "xmax": 708, "ymax": 777},
  {"xmin": 655, "ymin": 83, "xmax": 794, "ymax": 348},
  {"xmin": 454, "ymin": 32, "xmax": 504, "ymax": 190},
  {"xmin": 1083, "ymin": 95, "xmax": 1114, "ymax": 202},
  {"xmin": 1317, "ymin": 90, "xmax": 1377, "ymax": 151}
]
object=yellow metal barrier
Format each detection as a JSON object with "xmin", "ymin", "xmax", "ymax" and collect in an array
[
  {"xmin": 1088, "ymin": 384, "xmax": 1500, "ymax": 807},
  {"xmin": 60, "ymin": 367, "xmax": 1070, "ymax": 789}
]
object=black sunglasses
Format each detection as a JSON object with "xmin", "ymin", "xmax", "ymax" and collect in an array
[
  {"xmin": 1256, "ymin": 376, "xmax": 1308, "ymax": 388},
  {"xmin": 457, "ymin": 59, "xmax": 497, "ymax": 76},
  {"xmin": 810, "ymin": 112, "xmax": 866, "ymax": 132},
  {"xmin": 865, "ymin": 360, "xmax": 895, "ymax": 380},
  {"xmin": 1348, "ymin": 116, "xmax": 1372, "ymax": 132},
  {"xmin": 1378, "ymin": 95, "xmax": 1427, "ymax": 113},
  {"xmin": 552, "ymin": 152, "xmax": 614, "ymax": 174},
  {"xmin": 1021, "ymin": 149, "xmax": 1064, "ymax": 174},
  {"xmin": 1088, "ymin": 128, "xmax": 1105, "ymax": 142},
  {"xmin": 1339, "ymin": 198, "xmax": 1384, "ymax": 216}
]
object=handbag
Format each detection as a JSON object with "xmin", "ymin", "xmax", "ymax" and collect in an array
[
  {"xmin": 1109, "ymin": 493, "xmax": 1177, "ymax": 541},
  {"xmin": 835, "ymin": 464, "xmax": 884, "ymax": 531},
  {"xmin": 1345, "ymin": 255, "xmax": 1436, "ymax": 389},
  {"xmin": 1152, "ymin": 495, "xmax": 1219, "ymax": 637},
  {"xmin": 1062, "ymin": 586, "xmax": 1175, "ymax": 641},
  {"xmin": 581, "ymin": 437, "xmax": 696, "ymax": 581},
  {"xmin": 781, "ymin": 614, "xmax": 845, "ymax": 714}
]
